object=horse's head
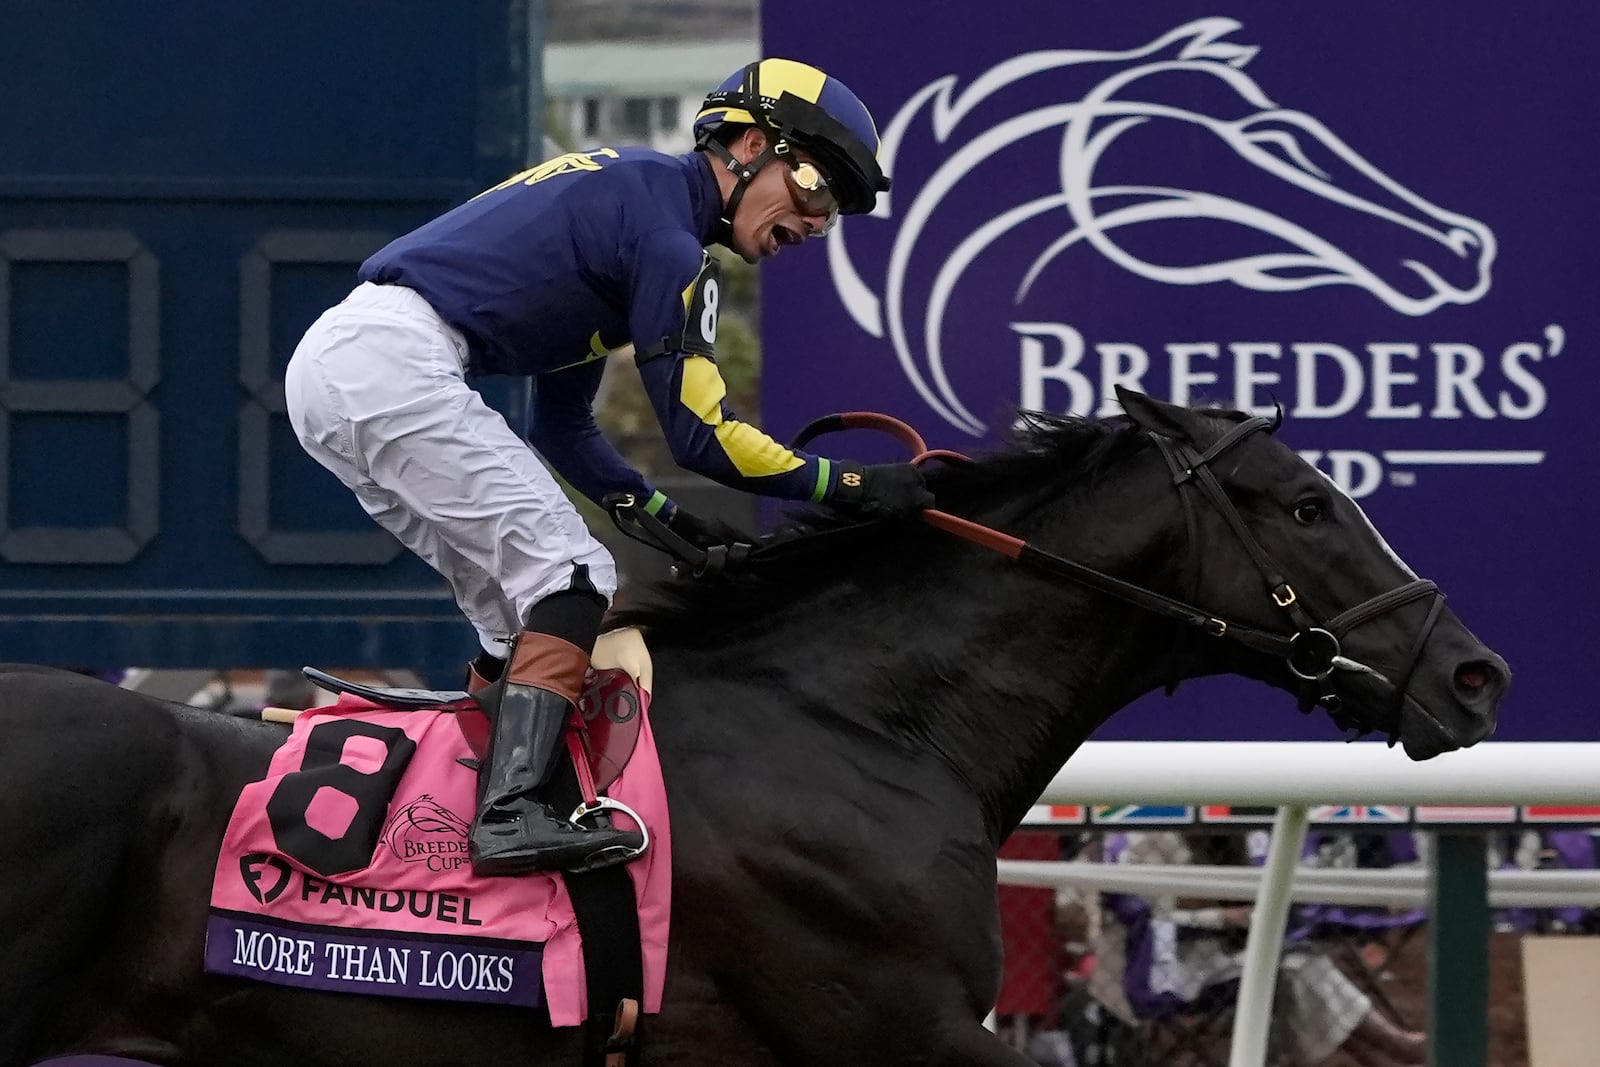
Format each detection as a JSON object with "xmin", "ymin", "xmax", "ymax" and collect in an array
[{"xmin": 1114, "ymin": 388, "xmax": 1507, "ymax": 759}]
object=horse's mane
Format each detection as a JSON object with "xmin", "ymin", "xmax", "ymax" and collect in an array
[{"xmin": 609, "ymin": 410, "xmax": 1174, "ymax": 646}]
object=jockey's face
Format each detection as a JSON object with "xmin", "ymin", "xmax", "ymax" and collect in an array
[{"xmin": 723, "ymin": 129, "xmax": 834, "ymax": 264}]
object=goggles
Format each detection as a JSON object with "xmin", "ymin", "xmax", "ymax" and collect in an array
[{"xmin": 781, "ymin": 153, "xmax": 840, "ymax": 235}]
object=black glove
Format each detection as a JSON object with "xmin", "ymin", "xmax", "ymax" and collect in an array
[
  {"xmin": 828, "ymin": 461, "xmax": 935, "ymax": 518},
  {"xmin": 664, "ymin": 504, "xmax": 756, "ymax": 549}
]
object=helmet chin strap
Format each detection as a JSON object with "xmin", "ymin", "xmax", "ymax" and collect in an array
[{"xmin": 706, "ymin": 136, "xmax": 785, "ymax": 246}]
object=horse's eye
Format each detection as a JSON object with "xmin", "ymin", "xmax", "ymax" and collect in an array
[{"xmin": 1292, "ymin": 500, "xmax": 1324, "ymax": 525}]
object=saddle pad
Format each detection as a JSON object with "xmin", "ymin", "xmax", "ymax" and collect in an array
[{"xmin": 206, "ymin": 689, "xmax": 670, "ymax": 1026}]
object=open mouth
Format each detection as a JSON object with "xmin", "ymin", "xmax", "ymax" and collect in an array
[{"xmin": 769, "ymin": 224, "xmax": 803, "ymax": 255}]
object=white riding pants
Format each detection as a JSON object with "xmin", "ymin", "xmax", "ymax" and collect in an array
[{"xmin": 284, "ymin": 282, "xmax": 617, "ymax": 657}]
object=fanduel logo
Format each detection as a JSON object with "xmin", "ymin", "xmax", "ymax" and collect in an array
[
  {"xmin": 240, "ymin": 852, "xmax": 292, "ymax": 905},
  {"xmin": 826, "ymin": 18, "xmax": 1548, "ymax": 497}
]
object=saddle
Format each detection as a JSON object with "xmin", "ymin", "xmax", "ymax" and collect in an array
[
  {"xmin": 209, "ymin": 626, "xmax": 672, "ymax": 1050},
  {"xmin": 298, "ymin": 627, "xmax": 651, "ymax": 793}
]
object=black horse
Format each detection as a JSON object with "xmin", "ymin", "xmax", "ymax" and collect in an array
[{"xmin": 0, "ymin": 391, "xmax": 1506, "ymax": 1067}]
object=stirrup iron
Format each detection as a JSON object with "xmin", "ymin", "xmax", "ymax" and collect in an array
[{"xmin": 568, "ymin": 796, "xmax": 651, "ymax": 867}]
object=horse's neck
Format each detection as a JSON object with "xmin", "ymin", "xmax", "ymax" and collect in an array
[
  {"xmin": 710, "ymin": 482, "xmax": 1184, "ymax": 843},
  {"xmin": 870, "ymin": 569, "xmax": 1175, "ymax": 839}
]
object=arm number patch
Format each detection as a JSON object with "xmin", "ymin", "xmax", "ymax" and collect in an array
[{"xmin": 678, "ymin": 255, "xmax": 721, "ymax": 358}]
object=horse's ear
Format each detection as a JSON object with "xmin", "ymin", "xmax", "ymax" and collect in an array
[{"xmin": 1115, "ymin": 386, "xmax": 1209, "ymax": 441}]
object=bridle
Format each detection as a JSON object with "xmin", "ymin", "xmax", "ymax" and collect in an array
[
  {"xmin": 1141, "ymin": 414, "xmax": 1446, "ymax": 739},
  {"xmin": 608, "ymin": 411, "xmax": 1447, "ymax": 742}
]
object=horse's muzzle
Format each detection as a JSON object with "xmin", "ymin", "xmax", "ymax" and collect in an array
[{"xmin": 1400, "ymin": 650, "xmax": 1508, "ymax": 759}]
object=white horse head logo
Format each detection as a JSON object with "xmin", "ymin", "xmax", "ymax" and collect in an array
[{"xmin": 829, "ymin": 17, "xmax": 1498, "ymax": 435}]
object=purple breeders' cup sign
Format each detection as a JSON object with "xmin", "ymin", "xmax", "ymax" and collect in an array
[{"xmin": 762, "ymin": 5, "xmax": 1596, "ymax": 742}]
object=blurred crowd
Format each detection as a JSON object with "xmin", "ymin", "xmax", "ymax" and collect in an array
[{"xmin": 996, "ymin": 827, "xmax": 1599, "ymax": 1067}]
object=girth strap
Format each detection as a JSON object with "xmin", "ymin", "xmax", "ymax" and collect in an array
[{"xmin": 542, "ymin": 760, "xmax": 644, "ymax": 1066}]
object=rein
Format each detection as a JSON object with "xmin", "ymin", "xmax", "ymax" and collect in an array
[{"xmin": 607, "ymin": 411, "xmax": 1445, "ymax": 742}]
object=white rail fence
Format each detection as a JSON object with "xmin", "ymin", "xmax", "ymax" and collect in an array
[
  {"xmin": 998, "ymin": 859, "xmax": 1600, "ymax": 908},
  {"xmin": 995, "ymin": 742, "xmax": 1600, "ymax": 1067}
]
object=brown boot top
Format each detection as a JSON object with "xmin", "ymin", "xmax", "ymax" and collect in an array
[{"xmin": 507, "ymin": 633, "xmax": 588, "ymax": 704}]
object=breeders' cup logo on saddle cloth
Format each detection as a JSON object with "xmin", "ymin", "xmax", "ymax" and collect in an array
[
  {"xmin": 829, "ymin": 18, "xmax": 1562, "ymax": 498},
  {"xmin": 382, "ymin": 795, "xmax": 472, "ymax": 873}
]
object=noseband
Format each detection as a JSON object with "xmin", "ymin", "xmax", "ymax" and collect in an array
[{"xmin": 609, "ymin": 412, "xmax": 1447, "ymax": 742}]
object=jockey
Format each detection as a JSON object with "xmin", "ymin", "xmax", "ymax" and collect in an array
[{"xmin": 284, "ymin": 59, "xmax": 931, "ymax": 878}]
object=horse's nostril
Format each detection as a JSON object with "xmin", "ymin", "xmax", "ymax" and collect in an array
[{"xmin": 1455, "ymin": 659, "xmax": 1501, "ymax": 695}]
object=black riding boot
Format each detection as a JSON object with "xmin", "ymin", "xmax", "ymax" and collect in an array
[{"xmin": 469, "ymin": 571, "xmax": 644, "ymax": 876}]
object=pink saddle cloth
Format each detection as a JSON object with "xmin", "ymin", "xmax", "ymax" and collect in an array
[{"xmin": 205, "ymin": 678, "xmax": 670, "ymax": 1026}]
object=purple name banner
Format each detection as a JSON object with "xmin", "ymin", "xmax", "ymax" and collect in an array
[
  {"xmin": 762, "ymin": 4, "xmax": 1597, "ymax": 742},
  {"xmin": 204, "ymin": 912, "xmax": 544, "ymax": 1007}
]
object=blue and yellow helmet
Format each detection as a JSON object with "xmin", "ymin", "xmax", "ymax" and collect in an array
[{"xmin": 693, "ymin": 58, "xmax": 890, "ymax": 216}]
